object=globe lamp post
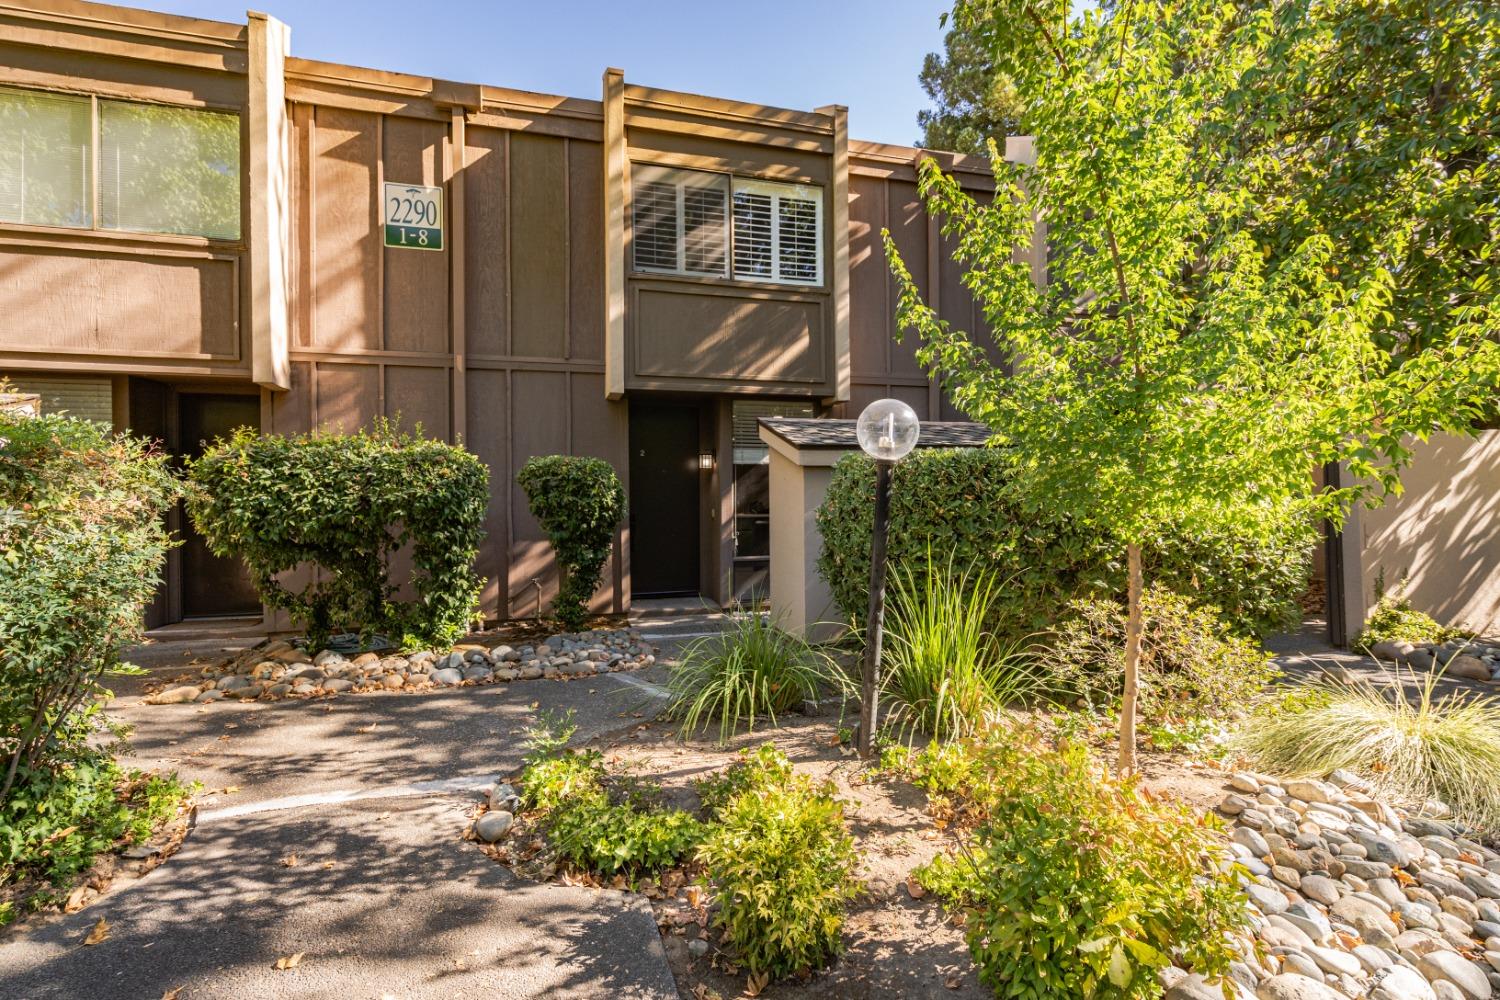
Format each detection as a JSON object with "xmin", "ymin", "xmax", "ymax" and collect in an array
[{"xmin": 854, "ymin": 398, "xmax": 920, "ymax": 758}]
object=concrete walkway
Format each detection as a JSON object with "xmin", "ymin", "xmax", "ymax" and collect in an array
[
  {"xmin": 0, "ymin": 636, "xmax": 682, "ymax": 1000},
  {"xmin": 1267, "ymin": 617, "xmax": 1497, "ymax": 703}
]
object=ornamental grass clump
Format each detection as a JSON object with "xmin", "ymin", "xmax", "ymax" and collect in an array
[
  {"xmin": 667, "ymin": 612, "xmax": 847, "ymax": 743},
  {"xmin": 1236, "ymin": 672, "xmax": 1500, "ymax": 834},
  {"xmin": 905, "ymin": 728, "xmax": 1247, "ymax": 998},
  {"xmin": 696, "ymin": 744, "xmax": 859, "ymax": 980},
  {"xmin": 881, "ymin": 553, "xmax": 1040, "ymax": 742}
]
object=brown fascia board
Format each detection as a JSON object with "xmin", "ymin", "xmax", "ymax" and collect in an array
[
  {"xmin": 0, "ymin": 0, "xmax": 245, "ymax": 44},
  {"xmin": 0, "ymin": 0, "xmax": 247, "ymax": 72},
  {"xmin": 624, "ymin": 82, "xmax": 835, "ymax": 136}
]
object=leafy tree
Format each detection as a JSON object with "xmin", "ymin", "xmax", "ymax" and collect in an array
[
  {"xmin": 1224, "ymin": 0, "xmax": 1498, "ymax": 364},
  {"xmin": 917, "ymin": 14, "xmax": 1023, "ymax": 153},
  {"xmin": 886, "ymin": 0, "xmax": 1500, "ymax": 773}
]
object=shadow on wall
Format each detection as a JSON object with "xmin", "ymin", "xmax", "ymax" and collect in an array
[{"xmin": 1361, "ymin": 430, "xmax": 1500, "ymax": 632}]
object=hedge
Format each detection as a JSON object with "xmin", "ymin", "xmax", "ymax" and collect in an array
[
  {"xmin": 187, "ymin": 422, "xmax": 488, "ymax": 650},
  {"xmin": 516, "ymin": 456, "xmax": 626, "ymax": 630},
  {"xmin": 816, "ymin": 449, "xmax": 1316, "ymax": 640}
]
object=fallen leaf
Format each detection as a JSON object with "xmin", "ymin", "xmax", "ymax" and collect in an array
[
  {"xmin": 745, "ymin": 970, "xmax": 769, "ymax": 997},
  {"xmin": 161, "ymin": 988, "xmax": 184, "ymax": 1000},
  {"xmin": 356, "ymin": 723, "xmax": 378, "ymax": 734},
  {"xmin": 273, "ymin": 952, "xmax": 304, "ymax": 971},
  {"xmin": 321, "ymin": 861, "xmax": 336, "ymax": 870},
  {"xmin": 83, "ymin": 917, "xmax": 111, "ymax": 946},
  {"xmin": 44, "ymin": 825, "xmax": 79, "ymax": 844},
  {"xmin": 222, "ymin": 786, "xmax": 240, "ymax": 795},
  {"xmin": 905, "ymin": 876, "xmax": 927, "ymax": 899},
  {"xmin": 945, "ymin": 973, "xmax": 964, "ymax": 989},
  {"xmin": 280, "ymin": 853, "xmax": 299, "ymax": 867}
]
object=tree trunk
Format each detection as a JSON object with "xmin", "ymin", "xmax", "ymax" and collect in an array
[{"xmin": 1119, "ymin": 542, "xmax": 1143, "ymax": 777}]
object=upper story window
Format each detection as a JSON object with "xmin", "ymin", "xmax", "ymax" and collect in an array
[
  {"xmin": 630, "ymin": 165, "xmax": 823, "ymax": 286},
  {"xmin": 0, "ymin": 85, "xmax": 241, "ymax": 241}
]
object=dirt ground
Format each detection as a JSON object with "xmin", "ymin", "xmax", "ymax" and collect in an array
[{"xmin": 477, "ymin": 711, "xmax": 1232, "ymax": 1000}]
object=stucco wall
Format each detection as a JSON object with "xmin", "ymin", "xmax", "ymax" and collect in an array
[{"xmin": 1359, "ymin": 430, "xmax": 1500, "ymax": 633}]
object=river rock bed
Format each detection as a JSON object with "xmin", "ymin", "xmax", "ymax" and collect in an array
[
  {"xmin": 144, "ymin": 628, "xmax": 656, "ymax": 705},
  {"xmin": 1164, "ymin": 769, "xmax": 1500, "ymax": 999},
  {"xmin": 1368, "ymin": 639, "xmax": 1500, "ymax": 684}
]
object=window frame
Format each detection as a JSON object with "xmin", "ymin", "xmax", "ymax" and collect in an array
[
  {"xmin": 628, "ymin": 163, "xmax": 825, "ymax": 289},
  {"xmin": 0, "ymin": 83, "xmax": 245, "ymax": 247}
]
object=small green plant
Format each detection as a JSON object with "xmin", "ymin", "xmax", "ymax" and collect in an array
[
  {"xmin": 516, "ymin": 455, "xmax": 626, "ymax": 631},
  {"xmin": 904, "ymin": 728, "xmax": 1247, "ymax": 997},
  {"xmin": 695, "ymin": 742, "xmax": 797, "ymax": 817},
  {"xmin": 1355, "ymin": 591, "xmax": 1463, "ymax": 653},
  {"xmin": 882, "ymin": 552, "xmax": 1039, "ymax": 742},
  {"xmin": 187, "ymin": 421, "xmax": 488, "ymax": 649},
  {"xmin": 697, "ymin": 747, "xmax": 859, "ymax": 979},
  {"xmin": 667, "ymin": 612, "xmax": 846, "ymax": 743},
  {"xmin": 1, "ymin": 753, "xmax": 193, "ymax": 923},
  {"xmin": 1046, "ymin": 585, "xmax": 1278, "ymax": 726},
  {"xmin": 1236, "ymin": 671, "xmax": 1500, "ymax": 833},
  {"xmin": 517, "ymin": 709, "xmax": 701, "ymax": 874}
]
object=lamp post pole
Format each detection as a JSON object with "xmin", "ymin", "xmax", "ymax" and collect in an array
[{"xmin": 858, "ymin": 458, "xmax": 893, "ymax": 759}]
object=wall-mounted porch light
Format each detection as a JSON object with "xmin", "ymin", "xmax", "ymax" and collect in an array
[{"xmin": 698, "ymin": 452, "xmax": 715, "ymax": 470}]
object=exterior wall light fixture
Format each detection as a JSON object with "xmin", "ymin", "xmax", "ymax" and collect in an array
[
  {"xmin": 854, "ymin": 398, "xmax": 920, "ymax": 757},
  {"xmin": 698, "ymin": 452, "xmax": 715, "ymax": 470}
]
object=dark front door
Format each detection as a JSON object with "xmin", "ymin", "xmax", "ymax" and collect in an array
[
  {"xmin": 178, "ymin": 393, "xmax": 262, "ymax": 617},
  {"xmin": 629, "ymin": 403, "xmax": 701, "ymax": 597}
]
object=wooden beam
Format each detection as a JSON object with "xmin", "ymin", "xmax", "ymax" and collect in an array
[
  {"xmin": 817, "ymin": 104, "xmax": 850, "ymax": 405},
  {"xmin": 246, "ymin": 11, "xmax": 291, "ymax": 390},
  {"xmin": 602, "ymin": 67, "xmax": 626, "ymax": 400},
  {"xmin": 449, "ymin": 106, "xmax": 467, "ymax": 441}
]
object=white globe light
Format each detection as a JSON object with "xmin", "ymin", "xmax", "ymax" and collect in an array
[{"xmin": 856, "ymin": 398, "xmax": 920, "ymax": 462}]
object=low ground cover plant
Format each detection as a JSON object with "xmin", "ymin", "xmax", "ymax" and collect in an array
[
  {"xmin": 881, "ymin": 553, "xmax": 1039, "ymax": 742},
  {"xmin": 1, "ymin": 757, "xmax": 192, "ymax": 925},
  {"xmin": 187, "ymin": 421, "xmax": 488, "ymax": 650},
  {"xmin": 894, "ymin": 728, "xmax": 1247, "ymax": 997},
  {"xmin": 1355, "ymin": 590, "xmax": 1465, "ymax": 653},
  {"xmin": 666, "ymin": 612, "xmax": 846, "ymax": 743},
  {"xmin": 1047, "ymin": 584, "xmax": 1277, "ymax": 725},
  {"xmin": 696, "ymin": 745, "xmax": 859, "ymax": 980},
  {"xmin": 516, "ymin": 456, "xmax": 626, "ymax": 631},
  {"xmin": 1236, "ymin": 674, "xmax": 1500, "ymax": 833},
  {"xmin": 518, "ymin": 713, "xmax": 701, "ymax": 875},
  {"xmin": 817, "ymin": 450, "xmax": 1317, "ymax": 644}
]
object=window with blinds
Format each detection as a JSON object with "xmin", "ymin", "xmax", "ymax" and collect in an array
[
  {"xmin": 731, "ymin": 178, "xmax": 823, "ymax": 285},
  {"xmin": 629, "ymin": 165, "xmax": 823, "ymax": 286},
  {"xmin": 101, "ymin": 100, "xmax": 241, "ymax": 241},
  {"xmin": 630, "ymin": 166, "xmax": 727, "ymax": 277},
  {"xmin": 0, "ymin": 86, "xmax": 93, "ymax": 228}
]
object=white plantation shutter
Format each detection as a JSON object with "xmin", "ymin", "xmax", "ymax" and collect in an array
[
  {"xmin": 0, "ymin": 86, "xmax": 92, "ymax": 228},
  {"xmin": 682, "ymin": 184, "xmax": 727, "ymax": 274},
  {"xmin": 631, "ymin": 166, "xmax": 728, "ymax": 277},
  {"xmin": 632, "ymin": 180, "xmax": 678, "ymax": 272},
  {"xmin": 732, "ymin": 189, "xmax": 773, "ymax": 279},
  {"xmin": 777, "ymin": 195, "xmax": 819, "ymax": 282},
  {"xmin": 731, "ymin": 178, "xmax": 823, "ymax": 285}
]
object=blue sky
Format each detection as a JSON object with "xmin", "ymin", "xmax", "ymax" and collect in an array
[{"xmin": 143, "ymin": 0, "xmax": 955, "ymax": 146}]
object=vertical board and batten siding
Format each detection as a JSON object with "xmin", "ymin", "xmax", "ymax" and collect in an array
[
  {"xmin": 269, "ymin": 88, "xmax": 626, "ymax": 623},
  {"xmin": 840, "ymin": 144, "xmax": 995, "ymax": 421}
]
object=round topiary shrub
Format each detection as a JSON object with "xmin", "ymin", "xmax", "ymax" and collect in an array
[
  {"xmin": 186, "ymin": 422, "xmax": 488, "ymax": 650},
  {"xmin": 816, "ymin": 448, "xmax": 1316, "ymax": 640},
  {"xmin": 516, "ymin": 455, "xmax": 626, "ymax": 631}
]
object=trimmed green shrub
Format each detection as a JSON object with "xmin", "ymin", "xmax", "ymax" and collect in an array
[
  {"xmin": 882, "ymin": 552, "xmax": 1040, "ymax": 742},
  {"xmin": 1355, "ymin": 591, "xmax": 1463, "ymax": 652},
  {"xmin": 516, "ymin": 456, "xmax": 626, "ymax": 631},
  {"xmin": 1236, "ymin": 674, "xmax": 1500, "ymax": 833},
  {"xmin": 695, "ymin": 742, "xmax": 796, "ymax": 817},
  {"xmin": 1047, "ymin": 585, "xmax": 1278, "ymax": 724},
  {"xmin": 816, "ymin": 449, "xmax": 1316, "ymax": 640},
  {"xmin": 696, "ymin": 745, "xmax": 859, "ymax": 979},
  {"xmin": 187, "ymin": 422, "xmax": 488, "ymax": 650},
  {"xmin": 666, "ymin": 612, "xmax": 847, "ymax": 743},
  {"xmin": 518, "ymin": 712, "xmax": 701, "ymax": 874},
  {"xmin": 0, "ymin": 410, "xmax": 179, "ymax": 802},
  {"xmin": 903, "ymin": 729, "xmax": 1247, "ymax": 998}
]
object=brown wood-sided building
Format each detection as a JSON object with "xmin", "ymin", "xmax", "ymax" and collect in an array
[{"xmin": 0, "ymin": 1, "xmax": 1024, "ymax": 629}]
